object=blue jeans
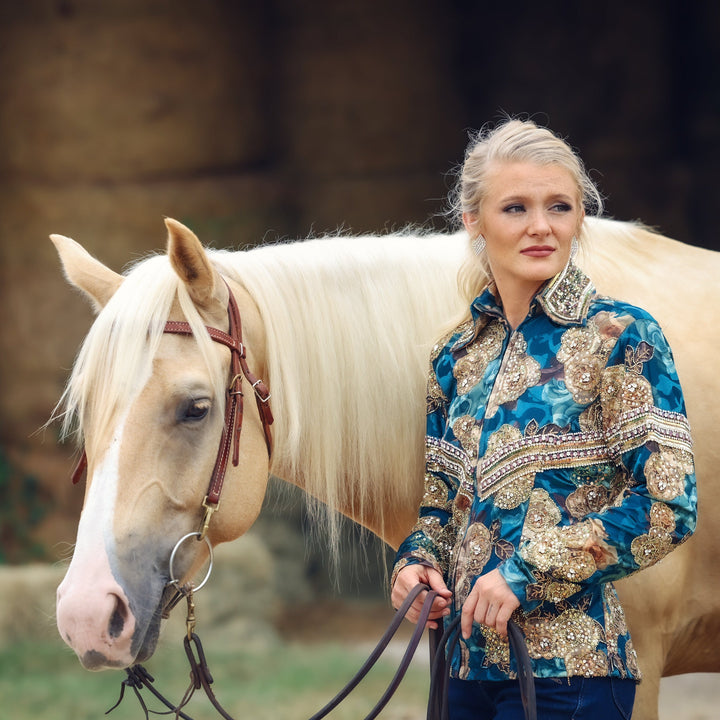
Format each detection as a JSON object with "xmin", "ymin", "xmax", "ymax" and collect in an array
[{"xmin": 448, "ymin": 676, "xmax": 636, "ymax": 720}]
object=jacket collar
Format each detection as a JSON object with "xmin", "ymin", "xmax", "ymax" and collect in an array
[
  {"xmin": 455, "ymin": 262, "xmax": 596, "ymax": 351},
  {"xmin": 536, "ymin": 261, "xmax": 595, "ymax": 324}
]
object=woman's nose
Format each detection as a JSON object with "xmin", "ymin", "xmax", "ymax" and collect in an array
[{"xmin": 528, "ymin": 210, "xmax": 551, "ymax": 235}]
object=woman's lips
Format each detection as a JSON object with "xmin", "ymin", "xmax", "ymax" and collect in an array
[{"xmin": 521, "ymin": 245, "xmax": 555, "ymax": 257}]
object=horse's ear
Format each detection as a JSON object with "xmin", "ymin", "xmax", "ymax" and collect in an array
[
  {"xmin": 50, "ymin": 234, "xmax": 124, "ymax": 312},
  {"xmin": 165, "ymin": 218, "xmax": 226, "ymax": 309}
]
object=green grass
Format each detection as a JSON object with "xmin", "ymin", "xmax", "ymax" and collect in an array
[{"xmin": 0, "ymin": 635, "xmax": 429, "ymax": 720}]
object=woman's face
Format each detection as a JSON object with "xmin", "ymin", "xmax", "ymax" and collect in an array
[{"xmin": 464, "ymin": 161, "xmax": 584, "ymax": 297}]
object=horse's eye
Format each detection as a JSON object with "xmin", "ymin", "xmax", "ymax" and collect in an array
[{"xmin": 179, "ymin": 398, "xmax": 211, "ymax": 422}]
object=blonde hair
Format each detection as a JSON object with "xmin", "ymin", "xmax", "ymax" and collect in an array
[{"xmin": 449, "ymin": 118, "xmax": 603, "ymax": 308}]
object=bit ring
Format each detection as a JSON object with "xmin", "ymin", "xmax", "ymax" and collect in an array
[{"xmin": 167, "ymin": 532, "xmax": 214, "ymax": 593}]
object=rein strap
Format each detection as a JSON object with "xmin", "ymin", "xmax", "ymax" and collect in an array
[{"xmin": 108, "ymin": 584, "xmax": 537, "ymax": 720}]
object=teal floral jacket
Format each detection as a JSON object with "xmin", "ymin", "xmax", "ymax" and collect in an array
[{"xmin": 393, "ymin": 262, "xmax": 697, "ymax": 682}]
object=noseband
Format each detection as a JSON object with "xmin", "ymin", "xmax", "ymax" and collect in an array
[{"xmin": 71, "ymin": 281, "xmax": 273, "ymax": 540}]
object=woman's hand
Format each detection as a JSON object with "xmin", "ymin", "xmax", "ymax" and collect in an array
[
  {"xmin": 461, "ymin": 569, "xmax": 520, "ymax": 639},
  {"xmin": 391, "ymin": 564, "xmax": 452, "ymax": 630}
]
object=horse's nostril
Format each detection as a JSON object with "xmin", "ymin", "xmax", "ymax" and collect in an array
[{"xmin": 108, "ymin": 595, "xmax": 127, "ymax": 638}]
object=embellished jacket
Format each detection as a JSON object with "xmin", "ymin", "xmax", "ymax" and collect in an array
[{"xmin": 393, "ymin": 262, "xmax": 697, "ymax": 682}]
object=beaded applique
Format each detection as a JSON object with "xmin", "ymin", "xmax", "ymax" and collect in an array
[
  {"xmin": 538, "ymin": 261, "xmax": 594, "ymax": 323},
  {"xmin": 485, "ymin": 331, "xmax": 541, "ymax": 417},
  {"xmin": 477, "ymin": 426, "xmax": 611, "ymax": 501},
  {"xmin": 453, "ymin": 320, "xmax": 504, "ymax": 396},
  {"xmin": 631, "ymin": 502, "xmax": 678, "ymax": 567}
]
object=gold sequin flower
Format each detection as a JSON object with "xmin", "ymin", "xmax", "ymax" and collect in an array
[
  {"xmin": 453, "ymin": 321, "xmax": 504, "ymax": 396},
  {"xmin": 631, "ymin": 501, "xmax": 678, "ymax": 568},
  {"xmin": 645, "ymin": 448, "xmax": 693, "ymax": 501}
]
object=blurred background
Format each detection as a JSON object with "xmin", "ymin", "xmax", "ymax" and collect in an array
[{"xmin": 0, "ymin": 1, "xmax": 718, "ymax": 717}]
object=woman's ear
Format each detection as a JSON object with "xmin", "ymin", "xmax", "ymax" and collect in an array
[{"xmin": 462, "ymin": 212, "xmax": 479, "ymax": 235}]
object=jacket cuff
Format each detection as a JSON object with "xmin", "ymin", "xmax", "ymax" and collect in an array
[
  {"xmin": 498, "ymin": 554, "xmax": 543, "ymax": 612},
  {"xmin": 390, "ymin": 556, "xmax": 442, "ymax": 589}
]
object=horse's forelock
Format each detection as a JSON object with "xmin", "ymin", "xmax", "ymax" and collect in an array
[{"xmin": 57, "ymin": 254, "xmax": 225, "ymax": 456}]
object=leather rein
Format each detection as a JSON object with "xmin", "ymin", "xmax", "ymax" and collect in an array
[{"xmin": 107, "ymin": 583, "xmax": 537, "ymax": 720}]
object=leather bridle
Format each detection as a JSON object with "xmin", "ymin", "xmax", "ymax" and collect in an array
[
  {"xmin": 163, "ymin": 282, "xmax": 274, "ymax": 539},
  {"xmin": 71, "ymin": 281, "xmax": 274, "ymax": 541}
]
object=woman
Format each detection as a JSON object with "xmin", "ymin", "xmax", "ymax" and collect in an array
[{"xmin": 391, "ymin": 119, "xmax": 697, "ymax": 719}]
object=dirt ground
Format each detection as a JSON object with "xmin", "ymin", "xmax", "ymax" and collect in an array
[
  {"xmin": 278, "ymin": 600, "xmax": 720, "ymax": 720},
  {"xmin": 657, "ymin": 674, "xmax": 719, "ymax": 720}
]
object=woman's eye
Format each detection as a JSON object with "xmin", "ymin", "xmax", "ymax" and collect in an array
[
  {"xmin": 179, "ymin": 398, "xmax": 211, "ymax": 422},
  {"xmin": 503, "ymin": 204, "xmax": 525, "ymax": 214},
  {"xmin": 551, "ymin": 202, "xmax": 573, "ymax": 212}
]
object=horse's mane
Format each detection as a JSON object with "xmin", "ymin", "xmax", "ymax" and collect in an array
[
  {"xmin": 213, "ymin": 231, "xmax": 466, "ymax": 545},
  {"xmin": 56, "ymin": 229, "xmax": 467, "ymax": 549}
]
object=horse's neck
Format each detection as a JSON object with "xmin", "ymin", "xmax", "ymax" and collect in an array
[{"xmin": 223, "ymin": 235, "xmax": 462, "ymax": 549}]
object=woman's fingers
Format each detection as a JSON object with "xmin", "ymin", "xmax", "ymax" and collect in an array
[
  {"xmin": 461, "ymin": 570, "xmax": 521, "ymax": 638},
  {"xmin": 494, "ymin": 603, "xmax": 515, "ymax": 638},
  {"xmin": 391, "ymin": 565, "xmax": 451, "ymax": 629},
  {"xmin": 462, "ymin": 595, "xmax": 508, "ymax": 638},
  {"xmin": 390, "ymin": 565, "xmax": 452, "ymax": 628},
  {"xmin": 460, "ymin": 590, "xmax": 480, "ymax": 638},
  {"xmin": 484, "ymin": 602, "xmax": 499, "ymax": 630},
  {"xmin": 426, "ymin": 571, "xmax": 454, "ymax": 600},
  {"xmin": 406, "ymin": 589, "xmax": 450, "ymax": 627}
]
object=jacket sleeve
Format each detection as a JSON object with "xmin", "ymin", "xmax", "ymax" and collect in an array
[
  {"xmin": 499, "ymin": 314, "xmax": 697, "ymax": 611},
  {"xmin": 392, "ymin": 340, "xmax": 464, "ymax": 585}
]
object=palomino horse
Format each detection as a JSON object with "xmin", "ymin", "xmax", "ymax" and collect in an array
[{"xmin": 52, "ymin": 217, "xmax": 719, "ymax": 719}]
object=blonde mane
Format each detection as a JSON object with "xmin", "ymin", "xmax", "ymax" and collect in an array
[
  {"xmin": 213, "ymin": 232, "xmax": 465, "ymax": 542},
  {"xmin": 57, "ymin": 231, "xmax": 466, "ymax": 546},
  {"xmin": 59, "ymin": 218, "xmax": 681, "ymax": 548}
]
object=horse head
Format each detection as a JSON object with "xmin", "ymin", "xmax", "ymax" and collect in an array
[{"xmin": 53, "ymin": 219, "xmax": 271, "ymax": 669}]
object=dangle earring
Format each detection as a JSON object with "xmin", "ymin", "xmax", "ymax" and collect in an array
[
  {"xmin": 570, "ymin": 236, "xmax": 579, "ymax": 261},
  {"xmin": 472, "ymin": 234, "xmax": 486, "ymax": 256}
]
